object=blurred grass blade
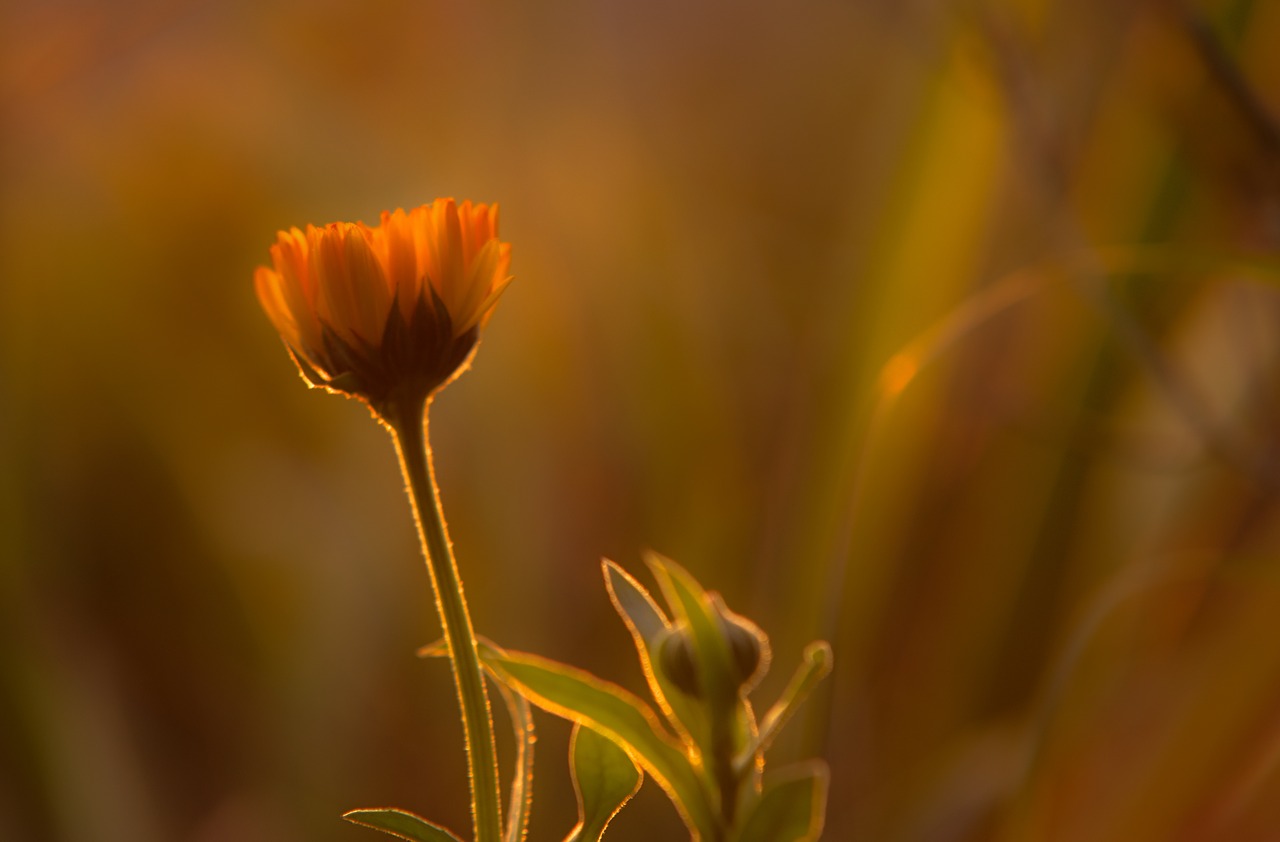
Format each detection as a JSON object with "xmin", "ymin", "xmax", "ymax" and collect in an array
[
  {"xmin": 736, "ymin": 762, "xmax": 830, "ymax": 842},
  {"xmin": 563, "ymin": 723, "xmax": 644, "ymax": 842},
  {"xmin": 480, "ymin": 645, "xmax": 719, "ymax": 840},
  {"xmin": 738, "ymin": 642, "xmax": 833, "ymax": 774},
  {"xmin": 419, "ymin": 637, "xmax": 535, "ymax": 842},
  {"xmin": 343, "ymin": 808, "xmax": 464, "ymax": 842}
]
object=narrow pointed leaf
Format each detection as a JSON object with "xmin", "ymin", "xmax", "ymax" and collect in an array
[
  {"xmin": 604, "ymin": 560, "xmax": 710, "ymax": 750},
  {"xmin": 494, "ymin": 679, "xmax": 535, "ymax": 842},
  {"xmin": 603, "ymin": 559, "xmax": 669, "ymax": 644},
  {"xmin": 479, "ymin": 646, "xmax": 719, "ymax": 840},
  {"xmin": 418, "ymin": 638, "xmax": 535, "ymax": 842},
  {"xmin": 736, "ymin": 762, "xmax": 829, "ymax": 842},
  {"xmin": 644, "ymin": 552, "xmax": 740, "ymax": 709},
  {"xmin": 737, "ymin": 641, "xmax": 833, "ymax": 775},
  {"xmin": 564, "ymin": 723, "xmax": 643, "ymax": 842},
  {"xmin": 342, "ymin": 808, "xmax": 463, "ymax": 842},
  {"xmin": 644, "ymin": 551, "xmax": 760, "ymax": 795}
]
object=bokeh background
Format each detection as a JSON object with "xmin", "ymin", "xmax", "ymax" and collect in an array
[{"xmin": 5, "ymin": 0, "xmax": 1280, "ymax": 840}]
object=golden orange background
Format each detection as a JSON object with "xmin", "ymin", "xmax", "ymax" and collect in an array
[{"xmin": 5, "ymin": 0, "xmax": 1280, "ymax": 840}]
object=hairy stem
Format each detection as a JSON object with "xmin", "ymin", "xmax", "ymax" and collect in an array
[{"xmin": 387, "ymin": 395, "xmax": 503, "ymax": 842}]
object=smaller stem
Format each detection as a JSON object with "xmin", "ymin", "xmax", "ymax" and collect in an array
[
  {"xmin": 712, "ymin": 720, "xmax": 737, "ymax": 834},
  {"xmin": 387, "ymin": 395, "xmax": 503, "ymax": 842}
]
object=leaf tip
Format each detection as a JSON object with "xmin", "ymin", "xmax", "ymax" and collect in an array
[
  {"xmin": 416, "ymin": 638, "xmax": 447, "ymax": 658},
  {"xmin": 804, "ymin": 641, "xmax": 833, "ymax": 677}
]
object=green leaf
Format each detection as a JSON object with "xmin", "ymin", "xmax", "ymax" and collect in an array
[
  {"xmin": 737, "ymin": 641, "xmax": 833, "ymax": 775},
  {"xmin": 603, "ymin": 558, "xmax": 669, "ymax": 644},
  {"xmin": 564, "ymin": 723, "xmax": 643, "ymax": 842},
  {"xmin": 342, "ymin": 808, "xmax": 463, "ymax": 842},
  {"xmin": 494, "ymin": 677, "xmax": 535, "ymax": 842},
  {"xmin": 603, "ymin": 560, "xmax": 710, "ymax": 750},
  {"xmin": 419, "ymin": 637, "xmax": 535, "ymax": 842},
  {"xmin": 644, "ymin": 551, "xmax": 760, "ymax": 793},
  {"xmin": 644, "ymin": 552, "xmax": 741, "ymax": 711},
  {"xmin": 480, "ymin": 646, "xmax": 719, "ymax": 840},
  {"xmin": 736, "ymin": 762, "xmax": 829, "ymax": 842}
]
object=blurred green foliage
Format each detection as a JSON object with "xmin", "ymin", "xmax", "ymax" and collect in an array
[{"xmin": 4, "ymin": 0, "xmax": 1280, "ymax": 840}]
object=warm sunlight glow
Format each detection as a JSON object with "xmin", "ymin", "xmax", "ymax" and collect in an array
[{"xmin": 880, "ymin": 352, "xmax": 919, "ymax": 397}]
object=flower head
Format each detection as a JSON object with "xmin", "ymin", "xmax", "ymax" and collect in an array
[{"xmin": 255, "ymin": 199, "xmax": 512, "ymax": 413}]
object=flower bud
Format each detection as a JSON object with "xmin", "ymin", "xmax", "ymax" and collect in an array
[
  {"xmin": 657, "ymin": 625, "xmax": 702, "ymax": 698},
  {"xmin": 714, "ymin": 602, "xmax": 769, "ymax": 692}
]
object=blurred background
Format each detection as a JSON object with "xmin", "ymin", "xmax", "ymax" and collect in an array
[{"xmin": 4, "ymin": 0, "xmax": 1280, "ymax": 839}]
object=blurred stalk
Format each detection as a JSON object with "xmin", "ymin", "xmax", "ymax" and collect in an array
[{"xmin": 988, "ymin": 1, "xmax": 1271, "ymax": 837}]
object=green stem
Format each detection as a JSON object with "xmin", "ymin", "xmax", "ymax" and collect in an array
[{"xmin": 387, "ymin": 395, "xmax": 503, "ymax": 842}]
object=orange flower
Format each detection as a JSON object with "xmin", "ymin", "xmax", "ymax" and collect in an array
[{"xmin": 255, "ymin": 199, "xmax": 512, "ymax": 411}]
